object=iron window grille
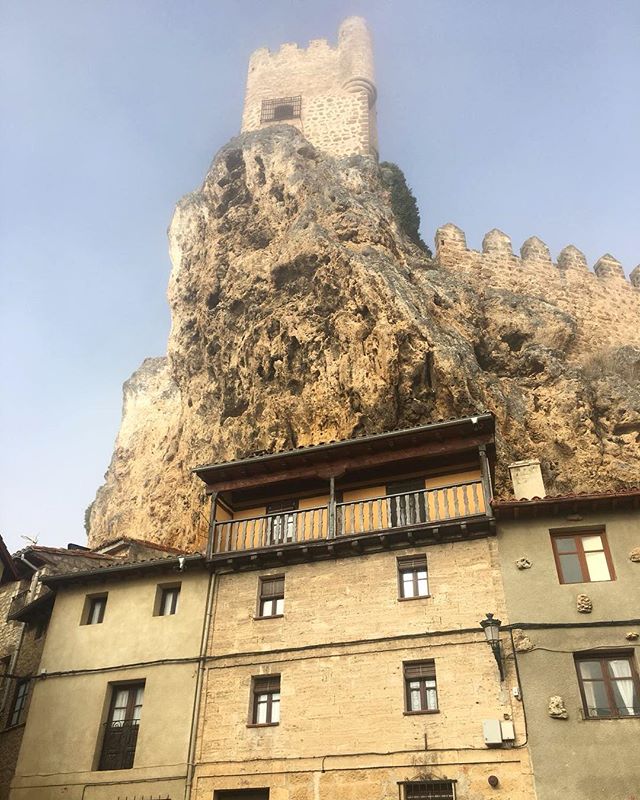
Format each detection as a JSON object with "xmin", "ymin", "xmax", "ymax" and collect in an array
[
  {"xmin": 575, "ymin": 652, "xmax": 640, "ymax": 719},
  {"xmin": 258, "ymin": 576, "xmax": 285, "ymax": 617},
  {"xmin": 404, "ymin": 661, "xmax": 438, "ymax": 713},
  {"xmin": 8, "ymin": 679, "xmax": 29, "ymax": 727},
  {"xmin": 260, "ymin": 96, "xmax": 302, "ymax": 123},
  {"xmin": 401, "ymin": 780, "xmax": 456, "ymax": 799},
  {"xmin": 398, "ymin": 555, "xmax": 429, "ymax": 599},
  {"xmin": 250, "ymin": 675, "xmax": 281, "ymax": 725}
]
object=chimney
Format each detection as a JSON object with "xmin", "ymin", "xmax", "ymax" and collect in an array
[{"xmin": 508, "ymin": 459, "xmax": 546, "ymax": 500}]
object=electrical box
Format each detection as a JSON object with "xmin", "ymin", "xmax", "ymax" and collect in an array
[
  {"xmin": 501, "ymin": 720, "xmax": 516, "ymax": 741},
  {"xmin": 482, "ymin": 719, "xmax": 503, "ymax": 746}
]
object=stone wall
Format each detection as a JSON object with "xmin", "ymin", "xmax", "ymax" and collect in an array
[
  {"xmin": 193, "ymin": 539, "xmax": 536, "ymax": 799},
  {"xmin": 435, "ymin": 223, "xmax": 640, "ymax": 356},
  {"xmin": 242, "ymin": 17, "xmax": 378, "ymax": 158}
]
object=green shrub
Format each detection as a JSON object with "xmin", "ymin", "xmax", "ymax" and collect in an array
[{"xmin": 380, "ymin": 161, "xmax": 431, "ymax": 256}]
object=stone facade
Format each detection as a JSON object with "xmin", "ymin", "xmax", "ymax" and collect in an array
[
  {"xmin": 192, "ymin": 540, "xmax": 536, "ymax": 799},
  {"xmin": 242, "ymin": 17, "xmax": 378, "ymax": 158}
]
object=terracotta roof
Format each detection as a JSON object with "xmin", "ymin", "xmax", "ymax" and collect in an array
[
  {"xmin": 493, "ymin": 488, "xmax": 640, "ymax": 519},
  {"xmin": 14, "ymin": 545, "xmax": 116, "ymax": 561},
  {"xmin": 194, "ymin": 413, "xmax": 495, "ymax": 486},
  {"xmin": 93, "ymin": 536, "xmax": 190, "ymax": 555},
  {"xmin": 43, "ymin": 553, "xmax": 205, "ymax": 586}
]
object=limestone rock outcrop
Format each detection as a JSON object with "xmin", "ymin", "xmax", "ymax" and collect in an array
[{"xmin": 88, "ymin": 126, "xmax": 640, "ymax": 550}]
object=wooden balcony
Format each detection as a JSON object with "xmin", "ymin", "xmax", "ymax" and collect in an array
[{"xmin": 212, "ymin": 479, "xmax": 489, "ymax": 557}]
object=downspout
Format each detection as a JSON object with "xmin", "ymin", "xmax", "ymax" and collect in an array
[
  {"xmin": 478, "ymin": 444, "xmax": 494, "ymax": 518},
  {"xmin": 185, "ymin": 497, "xmax": 219, "ymax": 800}
]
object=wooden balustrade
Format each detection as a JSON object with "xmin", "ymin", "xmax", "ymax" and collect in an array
[{"xmin": 212, "ymin": 480, "xmax": 485, "ymax": 554}]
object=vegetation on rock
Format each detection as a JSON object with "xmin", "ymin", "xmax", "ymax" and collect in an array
[{"xmin": 379, "ymin": 161, "xmax": 431, "ymax": 256}]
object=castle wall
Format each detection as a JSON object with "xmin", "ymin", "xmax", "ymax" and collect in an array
[
  {"xmin": 435, "ymin": 223, "xmax": 640, "ymax": 357},
  {"xmin": 241, "ymin": 17, "xmax": 378, "ymax": 159}
]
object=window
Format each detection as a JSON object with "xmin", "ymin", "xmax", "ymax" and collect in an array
[
  {"xmin": 8, "ymin": 679, "xmax": 29, "ymax": 727},
  {"xmin": 99, "ymin": 682, "xmax": 145, "ymax": 770},
  {"xmin": 575, "ymin": 653, "xmax": 640, "ymax": 719},
  {"xmin": 398, "ymin": 555, "xmax": 429, "ymax": 599},
  {"xmin": 260, "ymin": 96, "xmax": 301, "ymax": 123},
  {"xmin": 402, "ymin": 781, "xmax": 456, "ymax": 799},
  {"xmin": 404, "ymin": 661, "xmax": 438, "ymax": 713},
  {"xmin": 387, "ymin": 479, "xmax": 427, "ymax": 527},
  {"xmin": 551, "ymin": 530, "xmax": 614, "ymax": 584},
  {"xmin": 250, "ymin": 675, "xmax": 280, "ymax": 725},
  {"xmin": 266, "ymin": 499, "xmax": 298, "ymax": 545},
  {"xmin": 258, "ymin": 576, "xmax": 284, "ymax": 617},
  {"xmin": 155, "ymin": 583, "xmax": 181, "ymax": 616},
  {"xmin": 82, "ymin": 593, "xmax": 107, "ymax": 625}
]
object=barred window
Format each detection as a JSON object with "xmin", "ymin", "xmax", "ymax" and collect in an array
[
  {"xmin": 402, "ymin": 780, "xmax": 456, "ymax": 799},
  {"xmin": 398, "ymin": 555, "xmax": 429, "ymax": 599},
  {"xmin": 260, "ymin": 96, "xmax": 301, "ymax": 123},
  {"xmin": 404, "ymin": 661, "xmax": 438, "ymax": 713},
  {"xmin": 250, "ymin": 675, "xmax": 280, "ymax": 725},
  {"xmin": 258, "ymin": 576, "xmax": 285, "ymax": 617}
]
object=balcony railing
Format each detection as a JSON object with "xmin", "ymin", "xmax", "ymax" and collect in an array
[
  {"xmin": 213, "ymin": 479, "xmax": 486, "ymax": 554},
  {"xmin": 99, "ymin": 720, "xmax": 140, "ymax": 771}
]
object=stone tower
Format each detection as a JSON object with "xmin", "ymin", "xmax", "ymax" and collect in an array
[{"xmin": 241, "ymin": 16, "xmax": 378, "ymax": 159}]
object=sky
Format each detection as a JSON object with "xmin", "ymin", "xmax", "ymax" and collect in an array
[{"xmin": 1, "ymin": 0, "xmax": 639, "ymax": 554}]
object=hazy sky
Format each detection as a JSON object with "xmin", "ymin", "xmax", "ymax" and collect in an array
[{"xmin": 1, "ymin": 1, "xmax": 639, "ymax": 553}]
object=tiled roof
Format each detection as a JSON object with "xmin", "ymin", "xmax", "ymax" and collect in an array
[
  {"xmin": 94, "ymin": 536, "xmax": 189, "ymax": 555},
  {"xmin": 194, "ymin": 412, "xmax": 495, "ymax": 477}
]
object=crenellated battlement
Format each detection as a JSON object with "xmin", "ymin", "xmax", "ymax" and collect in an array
[
  {"xmin": 435, "ymin": 223, "xmax": 638, "ymax": 288},
  {"xmin": 241, "ymin": 17, "xmax": 378, "ymax": 159},
  {"xmin": 434, "ymin": 222, "xmax": 640, "ymax": 358}
]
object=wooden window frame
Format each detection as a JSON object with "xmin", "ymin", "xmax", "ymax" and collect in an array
[
  {"xmin": 403, "ymin": 661, "xmax": 439, "ymax": 715},
  {"xmin": 550, "ymin": 528, "xmax": 615, "ymax": 584},
  {"xmin": 575, "ymin": 651, "xmax": 640, "ymax": 720},
  {"xmin": 98, "ymin": 681, "xmax": 145, "ymax": 771},
  {"xmin": 154, "ymin": 582, "xmax": 181, "ymax": 616},
  {"xmin": 7, "ymin": 678, "xmax": 29, "ymax": 728},
  {"xmin": 256, "ymin": 575, "xmax": 285, "ymax": 619},
  {"xmin": 397, "ymin": 555, "xmax": 429, "ymax": 600},
  {"xmin": 81, "ymin": 592, "xmax": 108, "ymax": 625},
  {"xmin": 248, "ymin": 675, "xmax": 281, "ymax": 727}
]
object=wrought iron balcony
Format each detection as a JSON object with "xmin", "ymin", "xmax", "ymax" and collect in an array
[{"xmin": 213, "ymin": 479, "xmax": 488, "ymax": 555}]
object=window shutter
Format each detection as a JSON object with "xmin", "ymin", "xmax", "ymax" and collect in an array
[
  {"xmin": 261, "ymin": 577, "xmax": 284, "ymax": 598},
  {"xmin": 404, "ymin": 660, "xmax": 436, "ymax": 679},
  {"xmin": 398, "ymin": 556, "xmax": 427, "ymax": 570},
  {"xmin": 254, "ymin": 675, "xmax": 280, "ymax": 693}
]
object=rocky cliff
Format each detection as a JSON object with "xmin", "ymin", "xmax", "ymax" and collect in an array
[{"xmin": 88, "ymin": 126, "xmax": 640, "ymax": 550}]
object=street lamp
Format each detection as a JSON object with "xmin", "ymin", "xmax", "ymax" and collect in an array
[{"xmin": 480, "ymin": 612, "xmax": 505, "ymax": 681}]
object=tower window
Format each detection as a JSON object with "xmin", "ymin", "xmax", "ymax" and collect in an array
[{"xmin": 261, "ymin": 96, "xmax": 301, "ymax": 123}]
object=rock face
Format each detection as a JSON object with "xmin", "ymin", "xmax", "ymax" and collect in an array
[{"xmin": 88, "ymin": 126, "xmax": 640, "ymax": 550}]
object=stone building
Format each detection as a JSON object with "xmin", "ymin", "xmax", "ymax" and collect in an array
[
  {"xmin": 241, "ymin": 16, "xmax": 378, "ymax": 159},
  {"xmin": 190, "ymin": 415, "xmax": 537, "ymax": 799},
  {"xmin": 494, "ymin": 467, "xmax": 640, "ymax": 800},
  {"xmin": 0, "ymin": 544, "xmax": 117, "ymax": 800},
  {"xmin": 8, "ymin": 545, "xmax": 208, "ymax": 800}
]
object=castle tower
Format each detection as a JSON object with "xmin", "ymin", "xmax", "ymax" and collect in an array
[{"xmin": 241, "ymin": 16, "xmax": 378, "ymax": 159}]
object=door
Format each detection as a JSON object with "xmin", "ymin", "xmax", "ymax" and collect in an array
[
  {"xmin": 386, "ymin": 479, "xmax": 427, "ymax": 527},
  {"xmin": 266, "ymin": 499, "xmax": 298, "ymax": 544}
]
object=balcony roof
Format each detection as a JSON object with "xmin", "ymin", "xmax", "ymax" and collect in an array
[
  {"xmin": 493, "ymin": 488, "xmax": 640, "ymax": 519},
  {"xmin": 194, "ymin": 413, "xmax": 495, "ymax": 492}
]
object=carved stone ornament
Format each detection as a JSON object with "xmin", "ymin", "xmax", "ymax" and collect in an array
[
  {"xmin": 626, "ymin": 632, "xmax": 639, "ymax": 641},
  {"xmin": 513, "ymin": 629, "xmax": 534, "ymax": 652},
  {"xmin": 577, "ymin": 594, "xmax": 593, "ymax": 613},
  {"xmin": 630, "ymin": 547, "xmax": 640, "ymax": 563},
  {"xmin": 548, "ymin": 696, "xmax": 568, "ymax": 719},
  {"xmin": 515, "ymin": 557, "xmax": 532, "ymax": 570}
]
